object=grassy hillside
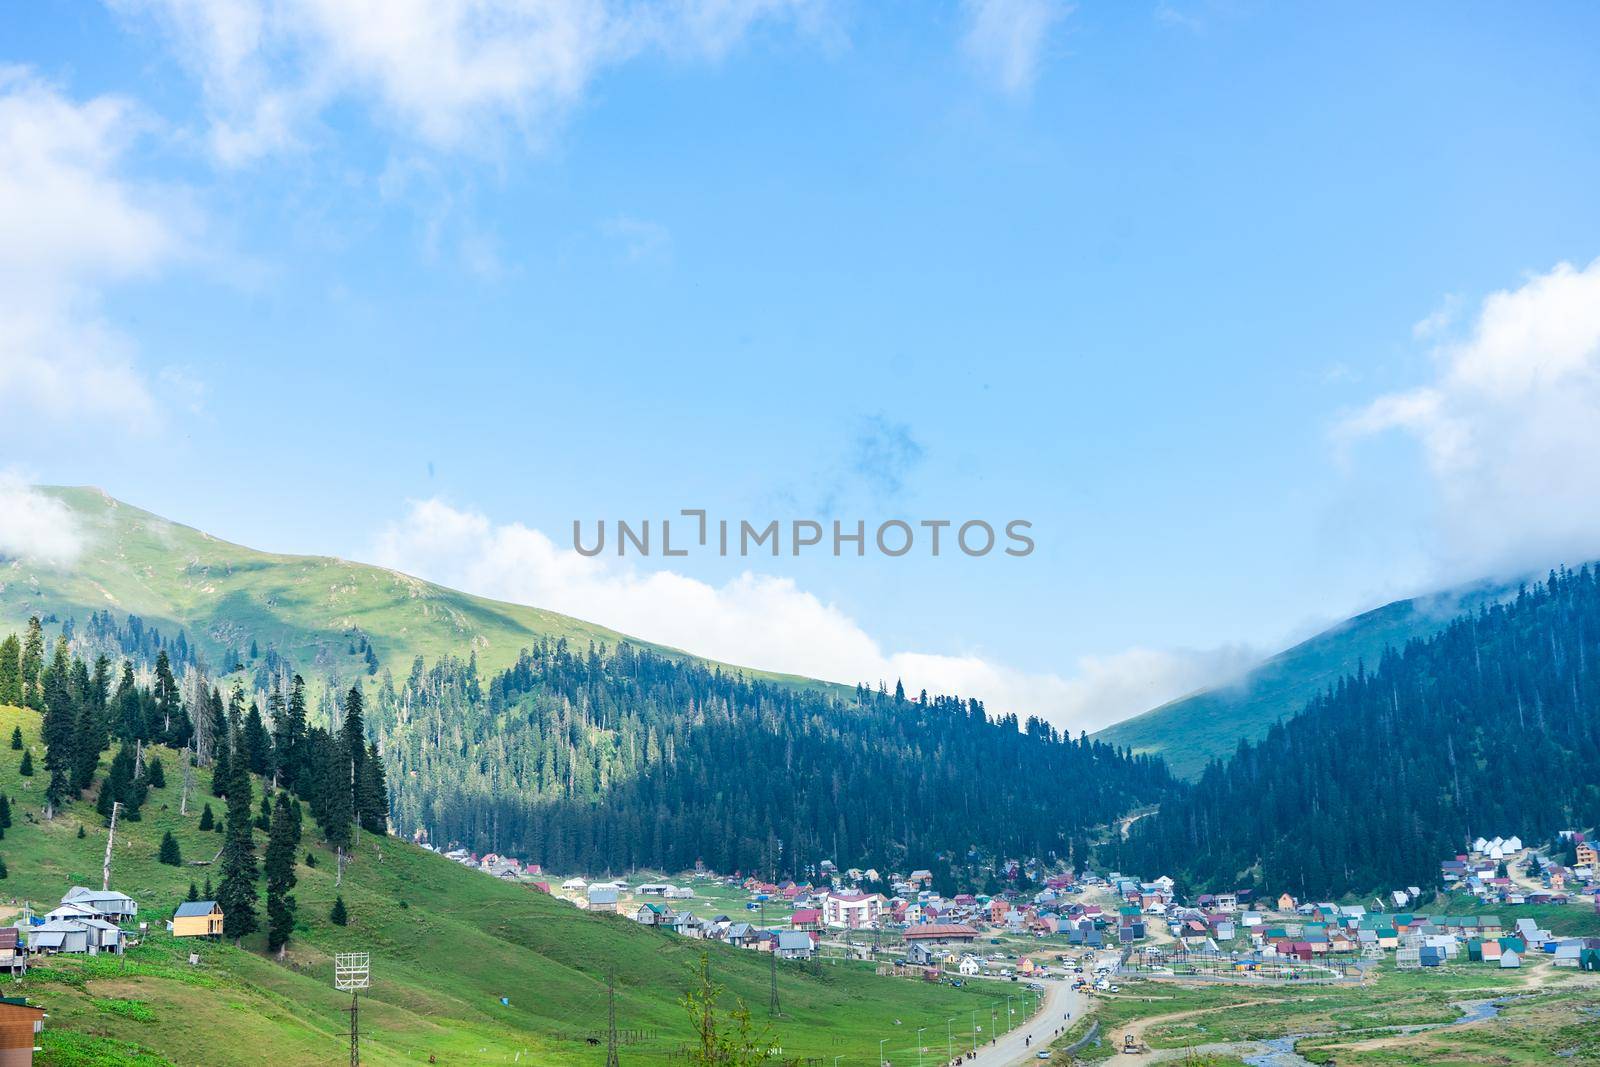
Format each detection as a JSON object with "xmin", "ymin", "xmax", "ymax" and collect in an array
[
  {"xmin": 1095, "ymin": 579, "xmax": 1524, "ymax": 779},
  {"xmin": 0, "ymin": 487, "xmax": 839, "ymax": 695},
  {"xmin": 0, "ymin": 705, "xmax": 1001, "ymax": 1066}
]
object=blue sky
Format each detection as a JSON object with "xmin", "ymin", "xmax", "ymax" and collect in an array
[{"xmin": 4, "ymin": 1, "xmax": 1600, "ymax": 730}]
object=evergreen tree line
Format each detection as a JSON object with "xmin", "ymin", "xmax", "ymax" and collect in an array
[
  {"xmin": 3, "ymin": 617, "xmax": 382, "ymax": 952},
  {"xmin": 1123, "ymin": 567, "xmax": 1600, "ymax": 899},
  {"xmin": 374, "ymin": 641, "xmax": 1175, "ymax": 878}
]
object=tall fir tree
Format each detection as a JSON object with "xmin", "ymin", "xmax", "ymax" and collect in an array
[
  {"xmin": 20, "ymin": 617, "xmax": 44, "ymax": 710},
  {"xmin": 358, "ymin": 741, "xmax": 388, "ymax": 835},
  {"xmin": 270, "ymin": 675, "xmax": 308, "ymax": 790},
  {"xmin": 265, "ymin": 792, "xmax": 298, "ymax": 956},
  {"xmin": 39, "ymin": 638, "xmax": 78, "ymax": 815},
  {"xmin": 340, "ymin": 684, "xmax": 366, "ymax": 812},
  {"xmin": 215, "ymin": 751, "xmax": 259, "ymax": 943},
  {"xmin": 0, "ymin": 634, "xmax": 21, "ymax": 706},
  {"xmin": 243, "ymin": 701, "xmax": 271, "ymax": 777}
]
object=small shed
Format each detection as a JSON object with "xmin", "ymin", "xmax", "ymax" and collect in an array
[
  {"xmin": 1499, "ymin": 949, "xmax": 1521, "ymax": 968},
  {"xmin": 171, "ymin": 901, "xmax": 224, "ymax": 939}
]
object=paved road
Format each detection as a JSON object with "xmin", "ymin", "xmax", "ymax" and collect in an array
[{"xmin": 949, "ymin": 979, "xmax": 1085, "ymax": 1067}]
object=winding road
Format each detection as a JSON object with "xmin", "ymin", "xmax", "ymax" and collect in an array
[{"xmin": 952, "ymin": 979, "xmax": 1085, "ymax": 1067}]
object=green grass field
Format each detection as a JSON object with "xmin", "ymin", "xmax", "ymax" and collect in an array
[
  {"xmin": 0, "ymin": 706, "xmax": 1002, "ymax": 1065},
  {"xmin": 1052, "ymin": 962, "xmax": 1600, "ymax": 1065}
]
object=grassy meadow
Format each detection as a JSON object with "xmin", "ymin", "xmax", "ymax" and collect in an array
[{"xmin": 0, "ymin": 705, "xmax": 1001, "ymax": 1065}]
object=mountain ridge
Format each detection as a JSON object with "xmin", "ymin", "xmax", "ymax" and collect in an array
[
  {"xmin": 2, "ymin": 486, "xmax": 845, "ymax": 698},
  {"xmin": 1094, "ymin": 575, "xmax": 1533, "ymax": 778}
]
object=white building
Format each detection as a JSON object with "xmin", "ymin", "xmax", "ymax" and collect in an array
[{"xmin": 821, "ymin": 891, "xmax": 884, "ymax": 929}]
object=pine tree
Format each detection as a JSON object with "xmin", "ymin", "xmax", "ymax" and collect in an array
[
  {"xmin": 266, "ymin": 792, "xmax": 298, "ymax": 955},
  {"xmin": 270, "ymin": 675, "xmax": 308, "ymax": 790},
  {"xmin": 256, "ymin": 795, "xmax": 271, "ymax": 832},
  {"xmin": 113, "ymin": 661, "xmax": 143, "ymax": 742},
  {"xmin": 0, "ymin": 635, "xmax": 21, "ymax": 707},
  {"xmin": 71, "ymin": 691, "xmax": 101, "ymax": 792},
  {"xmin": 199, "ymin": 802, "xmax": 214, "ymax": 831},
  {"xmin": 5, "ymin": 727, "xmax": 18, "ymax": 751},
  {"xmin": 39, "ymin": 638, "xmax": 78, "ymax": 815},
  {"xmin": 0, "ymin": 856, "xmax": 8, "ymax": 880},
  {"xmin": 147, "ymin": 757, "xmax": 165, "ymax": 788},
  {"xmin": 216, "ymin": 756, "xmax": 259, "ymax": 943},
  {"xmin": 329, "ymin": 895, "xmax": 347, "ymax": 926},
  {"xmin": 187, "ymin": 881, "xmax": 199, "ymax": 902},
  {"xmin": 20, "ymin": 617, "xmax": 44, "ymax": 710},
  {"xmin": 18, "ymin": 751, "xmax": 32, "ymax": 777},
  {"xmin": 0, "ymin": 794, "xmax": 10, "ymax": 829},
  {"xmin": 202, "ymin": 875, "xmax": 212, "ymax": 899},
  {"xmin": 340, "ymin": 684, "xmax": 366, "ymax": 818},
  {"xmin": 358, "ymin": 741, "xmax": 387, "ymax": 835},
  {"xmin": 159, "ymin": 830, "xmax": 182, "ymax": 866},
  {"xmin": 243, "ymin": 701, "xmax": 271, "ymax": 777},
  {"xmin": 206, "ymin": 689, "xmax": 229, "ymax": 784},
  {"xmin": 98, "ymin": 745, "xmax": 135, "ymax": 824}
]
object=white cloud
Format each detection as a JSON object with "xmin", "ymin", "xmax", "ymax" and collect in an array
[
  {"xmin": 372, "ymin": 498, "xmax": 1254, "ymax": 733},
  {"xmin": 1339, "ymin": 257, "xmax": 1600, "ymax": 576},
  {"xmin": 0, "ymin": 67, "xmax": 188, "ymax": 431},
  {"xmin": 0, "ymin": 476, "xmax": 85, "ymax": 567},
  {"xmin": 961, "ymin": 0, "xmax": 1069, "ymax": 95},
  {"xmin": 113, "ymin": 0, "xmax": 824, "ymax": 164}
]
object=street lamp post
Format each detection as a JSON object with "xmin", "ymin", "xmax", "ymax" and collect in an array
[
  {"xmin": 971, "ymin": 1008, "xmax": 979, "ymax": 1052},
  {"xmin": 946, "ymin": 1017, "xmax": 954, "ymax": 1059},
  {"xmin": 879, "ymin": 1036, "xmax": 887, "ymax": 1066},
  {"xmin": 1006, "ymin": 995, "xmax": 1014, "ymax": 1032},
  {"xmin": 917, "ymin": 1026, "xmax": 925, "ymax": 1067}
]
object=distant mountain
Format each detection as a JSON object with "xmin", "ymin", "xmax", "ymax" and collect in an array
[
  {"xmin": 1094, "ymin": 578, "xmax": 1526, "ymax": 778},
  {"xmin": 1122, "ymin": 567, "xmax": 1600, "ymax": 898},
  {"xmin": 1, "ymin": 488, "xmax": 1176, "ymax": 878},
  {"xmin": 0, "ymin": 486, "xmax": 837, "ymax": 694}
]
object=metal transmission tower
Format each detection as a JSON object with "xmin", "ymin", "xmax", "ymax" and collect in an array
[
  {"xmin": 605, "ymin": 973, "xmax": 622, "ymax": 1067},
  {"xmin": 334, "ymin": 952, "xmax": 372, "ymax": 1067},
  {"xmin": 768, "ymin": 948, "xmax": 781, "ymax": 1017}
]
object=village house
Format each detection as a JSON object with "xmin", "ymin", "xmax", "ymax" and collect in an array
[
  {"xmin": 170, "ymin": 901, "xmax": 224, "ymax": 939},
  {"xmin": 58, "ymin": 887, "xmax": 138, "ymax": 924},
  {"xmin": 634, "ymin": 903, "xmax": 674, "ymax": 926},
  {"xmin": 586, "ymin": 885, "xmax": 619, "ymax": 913},
  {"xmin": 0, "ymin": 930, "xmax": 26, "ymax": 976},
  {"xmin": 775, "ymin": 931, "xmax": 815, "ymax": 960},
  {"xmin": 789, "ymin": 908, "xmax": 822, "ymax": 932},
  {"xmin": 902, "ymin": 923, "xmax": 979, "ymax": 945},
  {"xmin": 29, "ymin": 918, "xmax": 124, "ymax": 956}
]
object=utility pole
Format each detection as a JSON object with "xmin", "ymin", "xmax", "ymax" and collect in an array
[
  {"xmin": 102, "ymin": 801, "xmax": 120, "ymax": 891},
  {"xmin": 335, "ymin": 953, "xmax": 371, "ymax": 1067},
  {"xmin": 605, "ymin": 973, "xmax": 621, "ymax": 1067},
  {"xmin": 180, "ymin": 748, "xmax": 194, "ymax": 816}
]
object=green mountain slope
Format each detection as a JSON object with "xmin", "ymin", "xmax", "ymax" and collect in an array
[
  {"xmin": 1094, "ymin": 578, "xmax": 1525, "ymax": 779},
  {"xmin": 0, "ymin": 705, "xmax": 1003, "ymax": 1066},
  {"xmin": 0, "ymin": 487, "xmax": 837, "ymax": 694}
]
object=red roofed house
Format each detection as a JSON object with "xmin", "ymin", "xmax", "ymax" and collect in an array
[{"xmin": 903, "ymin": 924, "xmax": 980, "ymax": 944}]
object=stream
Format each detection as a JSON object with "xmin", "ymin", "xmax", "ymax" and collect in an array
[{"xmin": 1237, "ymin": 995, "xmax": 1516, "ymax": 1067}]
